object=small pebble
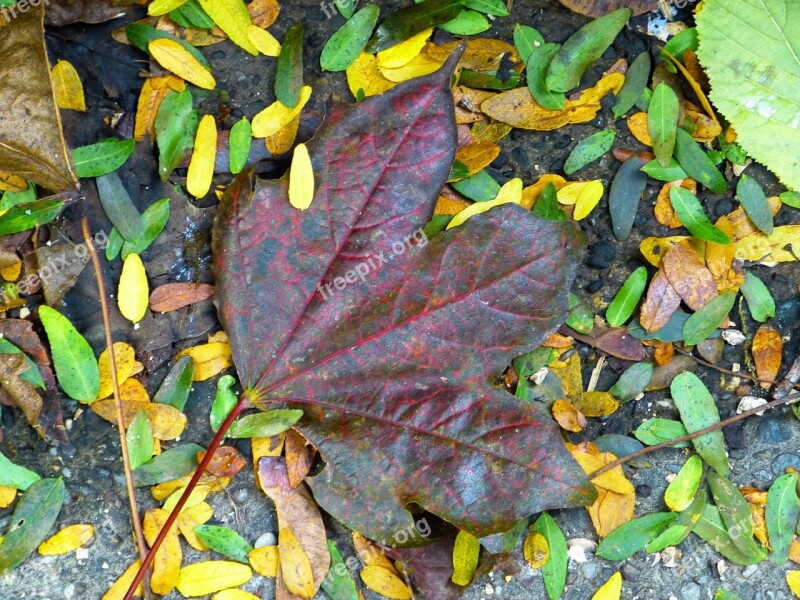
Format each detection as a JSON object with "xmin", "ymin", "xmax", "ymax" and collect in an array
[
  {"xmin": 737, "ymin": 396, "xmax": 767, "ymax": 415},
  {"xmin": 743, "ymin": 564, "xmax": 759, "ymax": 578},
  {"xmin": 254, "ymin": 531, "xmax": 278, "ymax": 548},
  {"xmin": 722, "ymin": 329, "xmax": 746, "ymax": 345},
  {"xmin": 485, "ymin": 583, "xmax": 494, "ymax": 595}
]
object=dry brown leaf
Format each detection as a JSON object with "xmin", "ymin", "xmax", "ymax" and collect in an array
[
  {"xmin": 706, "ymin": 216, "xmax": 744, "ymax": 293},
  {"xmin": 552, "ymin": 399, "xmax": 587, "ymax": 432},
  {"xmin": 640, "ymin": 236, "xmax": 706, "ymax": 268},
  {"xmin": 143, "ymin": 508, "xmax": 182, "ymax": 595},
  {"xmin": 559, "ymin": 0, "xmax": 659, "ymax": 17},
  {"xmin": 150, "ymin": 282, "xmax": 215, "ymax": 312},
  {"xmin": 662, "ymin": 240, "xmax": 719, "ymax": 310},
  {"xmin": 199, "ymin": 445, "xmax": 247, "ymax": 479},
  {"xmin": 285, "ymin": 429, "xmax": 314, "ymax": 489},
  {"xmin": 542, "ymin": 332, "xmax": 574, "ymax": 349},
  {"xmin": 686, "ymin": 107, "xmax": 722, "ymax": 143},
  {"xmin": 655, "ymin": 180, "xmax": 696, "ymax": 229},
  {"xmin": 587, "ymin": 487, "xmax": 635, "ymax": 538},
  {"xmin": 753, "ymin": 325, "xmax": 783, "ymax": 389},
  {"xmin": 640, "ymin": 269, "xmax": 682, "ymax": 333},
  {"xmin": 653, "ymin": 341, "xmax": 674, "ymax": 366},
  {"xmin": 729, "ymin": 196, "xmax": 783, "ymax": 241},
  {"xmin": 0, "ymin": 353, "xmax": 43, "ymax": 436},
  {"xmin": 249, "ymin": 0, "xmax": 280, "ymax": 28}
]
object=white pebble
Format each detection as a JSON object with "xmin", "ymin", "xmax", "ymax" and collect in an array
[
  {"xmin": 722, "ymin": 329, "xmax": 746, "ymax": 345},
  {"xmin": 254, "ymin": 531, "xmax": 277, "ymax": 548},
  {"xmin": 737, "ymin": 396, "xmax": 768, "ymax": 415}
]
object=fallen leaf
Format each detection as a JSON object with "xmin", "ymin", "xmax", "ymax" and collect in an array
[
  {"xmin": 753, "ymin": 325, "xmax": 782, "ymax": 389},
  {"xmin": 37, "ymin": 523, "xmax": 94, "ymax": 555},
  {"xmin": 569, "ymin": 444, "xmax": 634, "ymax": 495},
  {"xmin": 587, "ymin": 487, "xmax": 635, "ymax": 538},
  {"xmin": 176, "ymin": 561, "xmax": 252, "ymax": 597},
  {"xmin": 735, "ymin": 225, "xmax": 800, "ymax": 266},
  {"xmin": 559, "ymin": 0, "xmax": 658, "ymax": 18},
  {"xmin": 91, "ymin": 396, "xmax": 187, "ymax": 440},
  {"xmin": 187, "ymin": 114, "xmax": 217, "ymax": 198},
  {"xmin": 285, "ymin": 429, "xmax": 313, "ymax": 489},
  {"xmin": 451, "ymin": 529, "xmax": 479, "ymax": 586},
  {"xmin": 579, "ymin": 391, "xmax": 619, "ymax": 418},
  {"xmin": 176, "ymin": 502, "xmax": 213, "ymax": 551},
  {"xmin": 51, "ymin": 60, "xmax": 86, "ymax": 111},
  {"xmin": 454, "ymin": 142, "xmax": 500, "ymax": 176},
  {"xmin": 252, "ymin": 85, "xmax": 312, "ymax": 138},
  {"xmin": 102, "ymin": 561, "xmax": 144, "ymax": 600},
  {"xmin": 376, "ymin": 27, "xmax": 432, "ymax": 69},
  {"xmin": 150, "ymin": 282, "xmax": 215, "ymax": 313},
  {"xmin": 592, "ymin": 571, "xmax": 622, "ymax": 600},
  {"xmin": 96, "ymin": 342, "xmax": 136, "ymax": 400},
  {"xmin": 288, "ymin": 143, "xmax": 314, "ymax": 211},
  {"xmin": 135, "ymin": 76, "xmax": 185, "ymax": 143},
  {"xmin": 249, "ymin": 24, "xmax": 281, "ymax": 57},
  {"xmin": 360, "ymin": 565, "xmax": 412, "ymax": 600},
  {"xmin": 176, "ymin": 340, "xmax": 233, "ymax": 381},
  {"xmin": 196, "ymin": 0, "xmax": 257, "ymax": 55},
  {"xmin": 523, "ymin": 529, "xmax": 550, "ymax": 569},
  {"xmin": 639, "ymin": 270, "xmax": 681, "ymax": 333},
  {"xmin": 0, "ymin": 353, "xmax": 43, "ymax": 437},
  {"xmin": 148, "ymin": 38, "xmax": 216, "ymax": 90},
  {"xmin": 672, "ymin": 373, "xmax": 728, "ymax": 476},
  {"xmin": 552, "ymin": 399, "xmax": 587, "ymax": 432},
  {"xmin": 664, "ymin": 455, "xmax": 703, "ymax": 512},
  {"xmin": 663, "ymin": 240, "xmax": 718, "ymax": 310},
  {"xmin": 346, "ymin": 52, "xmax": 395, "ymax": 98},
  {"xmin": 249, "ymin": 545, "xmax": 279, "ymax": 577},
  {"xmin": 627, "ymin": 112, "xmax": 652, "ymax": 147},
  {"xmin": 118, "ymin": 254, "xmax": 149, "ymax": 324}
]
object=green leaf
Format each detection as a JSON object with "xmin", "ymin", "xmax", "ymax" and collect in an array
[
  {"xmin": 740, "ymin": 272, "xmax": 776, "ymax": 323},
  {"xmin": 565, "ymin": 292, "xmax": 593, "ymax": 334},
  {"xmin": 105, "ymin": 229, "xmax": 124, "ymax": 261},
  {"xmin": 609, "ymin": 362, "xmax": 653, "ymax": 402},
  {"xmin": 613, "ymin": 52, "xmax": 651, "ymax": 118},
  {"xmin": 121, "ymin": 198, "xmax": 170, "ymax": 259},
  {"xmin": 153, "ymin": 355, "xmax": 195, "ymax": 411},
  {"xmin": 513, "ymin": 24, "xmax": 544, "ymax": 63},
  {"xmin": 451, "ymin": 169, "xmax": 500, "ymax": 201},
  {"xmin": 0, "ymin": 451, "xmax": 40, "ymax": 490},
  {"xmin": 155, "ymin": 89, "xmax": 199, "ymax": 182},
  {"xmin": 126, "ymin": 410, "xmax": 154, "ymax": 472},
  {"xmin": 96, "ymin": 172, "xmax": 145, "ymax": 243},
  {"xmin": 366, "ymin": 0, "xmax": 463, "ymax": 53},
  {"xmin": 458, "ymin": 68, "xmax": 521, "ymax": 90},
  {"xmin": 633, "ymin": 418, "xmax": 689, "ymax": 448},
  {"xmin": 335, "ymin": 0, "xmax": 356, "ymax": 19},
  {"xmin": 766, "ymin": 473, "xmax": 800, "ymax": 564},
  {"xmin": 321, "ymin": 5, "xmax": 380, "ymax": 72},
  {"xmin": 596, "ymin": 512, "xmax": 677, "ymax": 560},
  {"xmin": 532, "ymin": 513, "xmax": 567, "ymax": 600},
  {"xmin": 229, "ymin": 118, "xmax": 252, "ymax": 175},
  {"xmin": 0, "ymin": 478, "xmax": 65, "ymax": 575},
  {"xmin": 0, "ymin": 339, "xmax": 44, "ymax": 389},
  {"xmin": 439, "ymin": 10, "xmax": 490, "ymax": 35},
  {"xmin": 673, "ymin": 128, "xmax": 727, "ymax": 194},
  {"xmin": 646, "ymin": 491, "xmax": 706, "ymax": 553},
  {"xmin": 696, "ymin": 0, "xmax": 800, "ymax": 190},
  {"xmin": 671, "ymin": 372, "xmax": 728, "ymax": 475},
  {"xmin": 448, "ymin": 160, "xmax": 471, "ymax": 182},
  {"xmin": 451, "ymin": 529, "xmax": 480, "ymax": 585},
  {"xmin": 606, "ymin": 266, "xmax": 647, "ymax": 327},
  {"xmin": 661, "ymin": 27, "xmax": 697, "ymax": 62},
  {"xmin": 780, "ymin": 191, "xmax": 800, "ymax": 208},
  {"xmin": 194, "ymin": 525, "xmax": 254, "ymax": 563},
  {"xmin": 682, "ymin": 291, "xmax": 737, "ymax": 346},
  {"xmin": 276, "ymin": 23, "xmax": 304, "ymax": 108},
  {"xmin": 641, "ymin": 158, "xmax": 688, "ymax": 182},
  {"xmin": 38, "ymin": 306, "xmax": 100, "ymax": 403},
  {"xmin": 669, "ymin": 187, "xmax": 731, "ymax": 244},
  {"xmin": 125, "ymin": 23, "xmax": 211, "ymax": 69},
  {"xmin": 0, "ymin": 183, "xmax": 36, "ymax": 211},
  {"xmin": 464, "ymin": 0, "xmax": 508, "ymax": 16},
  {"xmin": 228, "ymin": 409, "xmax": 304, "ymax": 438},
  {"xmin": 170, "ymin": 0, "xmax": 214, "ymax": 29},
  {"xmin": 707, "ymin": 470, "xmax": 767, "ymax": 559},
  {"xmin": 546, "ymin": 8, "xmax": 631, "ymax": 92},
  {"xmin": 714, "ymin": 591, "xmax": 744, "ymax": 600},
  {"xmin": 694, "ymin": 503, "xmax": 764, "ymax": 565},
  {"xmin": 736, "ymin": 174, "xmax": 774, "ymax": 235},
  {"xmin": 322, "ymin": 541, "xmax": 360, "ymax": 600},
  {"xmin": 664, "ymin": 454, "xmax": 703, "ymax": 512},
  {"xmin": 210, "ymin": 374, "xmax": 238, "ymax": 432},
  {"xmin": 72, "ymin": 139, "xmax": 135, "ymax": 178},
  {"xmin": 609, "ymin": 155, "xmax": 647, "ymax": 241},
  {"xmin": 533, "ymin": 182, "xmax": 567, "ymax": 222},
  {"xmin": 526, "ymin": 43, "xmax": 565, "ymax": 110},
  {"xmin": 132, "ymin": 443, "xmax": 204, "ymax": 487},
  {"xmin": 564, "ymin": 130, "xmax": 615, "ymax": 175},
  {"xmin": 648, "ymin": 83, "xmax": 680, "ymax": 168},
  {"xmin": 0, "ymin": 199, "xmax": 63, "ymax": 236}
]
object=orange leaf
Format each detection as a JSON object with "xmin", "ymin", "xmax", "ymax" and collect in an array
[
  {"xmin": 150, "ymin": 282, "xmax": 215, "ymax": 312},
  {"xmin": 552, "ymin": 399, "xmax": 587, "ymax": 432},
  {"xmin": 662, "ymin": 240, "xmax": 718, "ymax": 311},
  {"xmin": 753, "ymin": 325, "xmax": 782, "ymax": 389},
  {"xmin": 587, "ymin": 487, "xmax": 635, "ymax": 538},
  {"xmin": 640, "ymin": 269, "xmax": 681, "ymax": 333}
]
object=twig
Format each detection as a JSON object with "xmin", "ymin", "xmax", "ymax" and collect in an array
[
  {"xmin": 123, "ymin": 396, "xmax": 249, "ymax": 600},
  {"xmin": 82, "ymin": 219, "xmax": 151, "ymax": 597},
  {"xmin": 589, "ymin": 390, "xmax": 800, "ymax": 479},
  {"xmin": 674, "ymin": 346, "xmax": 800, "ymax": 390}
]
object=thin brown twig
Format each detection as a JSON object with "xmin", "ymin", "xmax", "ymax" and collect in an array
[
  {"xmin": 589, "ymin": 390, "xmax": 800, "ymax": 479},
  {"xmin": 674, "ymin": 346, "xmax": 800, "ymax": 390},
  {"xmin": 82, "ymin": 218, "xmax": 151, "ymax": 597}
]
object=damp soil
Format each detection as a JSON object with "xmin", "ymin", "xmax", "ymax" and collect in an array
[{"xmin": 2, "ymin": 1, "xmax": 799, "ymax": 599}]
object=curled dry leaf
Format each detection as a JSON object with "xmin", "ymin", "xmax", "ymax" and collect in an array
[
  {"xmin": 752, "ymin": 325, "xmax": 783, "ymax": 389},
  {"xmin": 552, "ymin": 399, "xmax": 587, "ymax": 432},
  {"xmin": 150, "ymin": 282, "xmax": 216, "ymax": 313},
  {"xmin": 662, "ymin": 240, "xmax": 718, "ymax": 311},
  {"xmin": 285, "ymin": 429, "xmax": 314, "ymax": 489},
  {"xmin": 0, "ymin": 353, "xmax": 43, "ymax": 438}
]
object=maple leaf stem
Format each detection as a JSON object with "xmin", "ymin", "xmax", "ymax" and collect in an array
[{"xmin": 122, "ymin": 390, "xmax": 249, "ymax": 600}]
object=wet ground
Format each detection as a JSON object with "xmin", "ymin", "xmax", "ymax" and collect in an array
[{"xmin": 2, "ymin": 1, "xmax": 800, "ymax": 599}]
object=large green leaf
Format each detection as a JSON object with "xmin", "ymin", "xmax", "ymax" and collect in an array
[{"xmin": 697, "ymin": 0, "xmax": 800, "ymax": 190}]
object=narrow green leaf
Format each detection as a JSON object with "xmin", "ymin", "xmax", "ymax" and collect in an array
[
  {"xmin": 609, "ymin": 155, "xmax": 648, "ymax": 240},
  {"xmin": 211, "ymin": 374, "xmax": 238, "ymax": 432},
  {"xmin": 0, "ymin": 183, "xmax": 36, "ymax": 211},
  {"xmin": 707, "ymin": 470, "xmax": 767, "ymax": 559},
  {"xmin": 596, "ymin": 512, "xmax": 677, "ymax": 560},
  {"xmin": 546, "ymin": 8, "xmax": 631, "ymax": 92},
  {"xmin": 526, "ymin": 43, "xmax": 565, "ymax": 110},
  {"xmin": 96, "ymin": 173, "xmax": 145, "ymax": 243},
  {"xmin": 766, "ymin": 473, "xmax": 800, "ymax": 564},
  {"xmin": 451, "ymin": 529, "xmax": 480, "ymax": 585},
  {"xmin": 664, "ymin": 455, "xmax": 703, "ymax": 512},
  {"xmin": 513, "ymin": 24, "xmax": 544, "ymax": 63},
  {"xmin": 0, "ymin": 200, "xmax": 64, "ymax": 236},
  {"xmin": 633, "ymin": 418, "xmax": 689, "ymax": 447},
  {"xmin": 458, "ymin": 68, "xmax": 521, "ymax": 90},
  {"xmin": 322, "ymin": 541, "xmax": 360, "ymax": 600},
  {"xmin": 335, "ymin": 0, "xmax": 356, "ymax": 19},
  {"xmin": 153, "ymin": 355, "xmax": 195, "ymax": 411},
  {"xmin": 170, "ymin": 0, "xmax": 215, "ymax": 29},
  {"xmin": 671, "ymin": 373, "xmax": 728, "ymax": 475},
  {"xmin": 127, "ymin": 410, "xmax": 154, "ymax": 472},
  {"xmin": 229, "ymin": 118, "xmax": 252, "ymax": 175},
  {"xmin": 0, "ymin": 339, "xmax": 44, "ymax": 389},
  {"xmin": 646, "ymin": 491, "xmax": 706, "ymax": 553},
  {"xmin": 132, "ymin": 443, "xmax": 204, "ymax": 487},
  {"xmin": 613, "ymin": 52, "xmax": 651, "ymax": 118},
  {"xmin": 276, "ymin": 23, "xmax": 304, "ymax": 108},
  {"xmin": 72, "ymin": 139, "xmax": 136, "ymax": 178},
  {"xmin": 682, "ymin": 291, "xmax": 736, "ymax": 346},
  {"xmin": 532, "ymin": 513, "xmax": 567, "ymax": 600},
  {"xmin": 321, "ymin": 5, "xmax": 380, "ymax": 72},
  {"xmin": 105, "ymin": 228, "xmax": 124, "ymax": 261},
  {"xmin": 0, "ymin": 478, "xmax": 65, "ymax": 575},
  {"xmin": 641, "ymin": 158, "xmax": 688, "ymax": 182},
  {"xmin": 674, "ymin": 128, "xmax": 728, "ymax": 194},
  {"xmin": 194, "ymin": 525, "xmax": 254, "ymax": 563},
  {"xmin": 661, "ymin": 27, "xmax": 698, "ymax": 62},
  {"xmin": 779, "ymin": 191, "xmax": 800, "ymax": 208},
  {"xmin": 564, "ymin": 130, "xmax": 616, "ymax": 175},
  {"xmin": 451, "ymin": 169, "xmax": 501, "ymax": 201},
  {"xmin": 669, "ymin": 187, "xmax": 731, "ymax": 244},
  {"xmin": 120, "ymin": 198, "xmax": 170, "ymax": 259},
  {"xmin": 0, "ymin": 451, "xmax": 40, "ymax": 490},
  {"xmin": 464, "ymin": 0, "xmax": 508, "ymax": 16},
  {"xmin": 649, "ymin": 83, "xmax": 680, "ymax": 168},
  {"xmin": 366, "ymin": 0, "xmax": 463, "ymax": 53},
  {"xmin": 694, "ymin": 504, "xmax": 764, "ymax": 565},
  {"xmin": 606, "ymin": 266, "xmax": 647, "ymax": 327},
  {"xmin": 740, "ymin": 272, "xmax": 776, "ymax": 323},
  {"xmin": 736, "ymin": 174, "xmax": 774, "ymax": 235},
  {"xmin": 38, "ymin": 306, "xmax": 100, "ymax": 403},
  {"xmin": 228, "ymin": 409, "xmax": 304, "ymax": 439},
  {"xmin": 155, "ymin": 89, "xmax": 199, "ymax": 182},
  {"xmin": 533, "ymin": 182, "xmax": 567, "ymax": 221},
  {"xmin": 125, "ymin": 23, "xmax": 211, "ymax": 69},
  {"xmin": 440, "ymin": 10, "xmax": 490, "ymax": 35},
  {"xmin": 609, "ymin": 362, "xmax": 653, "ymax": 402}
]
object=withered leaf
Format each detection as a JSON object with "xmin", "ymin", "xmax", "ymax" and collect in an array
[
  {"xmin": 640, "ymin": 269, "xmax": 681, "ymax": 333},
  {"xmin": 0, "ymin": 353, "xmax": 43, "ymax": 437},
  {"xmin": 149, "ymin": 282, "xmax": 216, "ymax": 313},
  {"xmin": 662, "ymin": 240, "xmax": 718, "ymax": 311},
  {"xmin": 753, "ymin": 325, "xmax": 782, "ymax": 389},
  {"xmin": 559, "ymin": 0, "xmax": 659, "ymax": 18}
]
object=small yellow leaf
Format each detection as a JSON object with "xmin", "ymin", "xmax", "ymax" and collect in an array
[
  {"xmin": 0, "ymin": 260, "xmax": 21, "ymax": 282},
  {"xmin": 592, "ymin": 571, "xmax": 622, "ymax": 600},
  {"xmin": 578, "ymin": 391, "xmax": 619, "ymax": 418},
  {"xmin": 0, "ymin": 171, "xmax": 28, "ymax": 192},
  {"xmin": 196, "ymin": 0, "xmax": 258, "ymax": 55},
  {"xmin": 627, "ymin": 112, "xmax": 652, "ymax": 146},
  {"xmin": 346, "ymin": 52, "xmax": 395, "ymax": 99},
  {"xmin": 102, "ymin": 561, "xmax": 144, "ymax": 600},
  {"xmin": 91, "ymin": 397, "xmax": 187, "ymax": 440},
  {"xmin": 176, "ymin": 341, "xmax": 233, "ymax": 381},
  {"xmin": 288, "ymin": 143, "xmax": 314, "ymax": 211},
  {"xmin": 51, "ymin": 60, "xmax": 86, "ymax": 111},
  {"xmin": 162, "ymin": 484, "xmax": 211, "ymax": 513},
  {"xmin": 454, "ymin": 142, "xmax": 501, "ymax": 176},
  {"xmin": 451, "ymin": 530, "xmax": 480, "ymax": 586},
  {"xmin": 252, "ymin": 85, "xmax": 312, "ymax": 137},
  {"xmin": 360, "ymin": 565, "xmax": 412, "ymax": 600},
  {"xmin": 38, "ymin": 524, "xmax": 95, "ymax": 555},
  {"xmin": 265, "ymin": 114, "xmax": 300, "ymax": 156},
  {"xmin": 248, "ymin": 24, "xmax": 281, "ymax": 57},
  {"xmin": 213, "ymin": 590, "xmax": 261, "ymax": 600},
  {"xmin": 187, "ymin": 115, "xmax": 217, "ymax": 198},
  {"xmin": 279, "ymin": 527, "xmax": 316, "ymax": 598},
  {"xmin": 573, "ymin": 180, "xmax": 605, "ymax": 220},
  {"xmin": 249, "ymin": 545, "xmax": 279, "ymax": 577},
  {"xmin": 118, "ymin": 254, "xmax": 149, "ymax": 324},
  {"xmin": 789, "ymin": 571, "xmax": 800, "ymax": 598},
  {"xmin": 177, "ymin": 561, "xmax": 252, "ymax": 597},
  {"xmin": 96, "ymin": 341, "xmax": 136, "ymax": 400},
  {"xmin": 376, "ymin": 28, "xmax": 433, "ymax": 69},
  {"xmin": 0, "ymin": 485, "xmax": 17, "ymax": 508},
  {"xmin": 177, "ymin": 501, "xmax": 214, "ymax": 550},
  {"xmin": 148, "ymin": 38, "xmax": 216, "ymax": 90},
  {"xmin": 446, "ymin": 178, "xmax": 522, "ymax": 230},
  {"xmin": 148, "ymin": 0, "xmax": 188, "ymax": 15},
  {"xmin": 144, "ymin": 509, "xmax": 182, "ymax": 596},
  {"xmin": 523, "ymin": 530, "xmax": 550, "ymax": 569},
  {"xmin": 570, "ymin": 448, "xmax": 634, "ymax": 495},
  {"xmin": 379, "ymin": 52, "xmax": 443, "ymax": 82}
]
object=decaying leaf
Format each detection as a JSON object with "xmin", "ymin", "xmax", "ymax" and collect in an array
[
  {"xmin": 150, "ymin": 282, "xmax": 215, "ymax": 313},
  {"xmin": 752, "ymin": 325, "xmax": 782, "ymax": 389},
  {"xmin": 662, "ymin": 240, "xmax": 718, "ymax": 311}
]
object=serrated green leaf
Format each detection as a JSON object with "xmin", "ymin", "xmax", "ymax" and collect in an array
[
  {"xmin": 740, "ymin": 272, "xmax": 776, "ymax": 323},
  {"xmin": 596, "ymin": 512, "xmax": 677, "ymax": 560},
  {"xmin": 321, "ymin": 5, "xmax": 380, "ymax": 72},
  {"xmin": 682, "ymin": 291, "xmax": 736, "ymax": 346},
  {"xmin": 440, "ymin": 10, "xmax": 490, "ymax": 35},
  {"xmin": 153, "ymin": 355, "xmax": 195, "ymax": 411},
  {"xmin": 669, "ymin": 187, "xmax": 730, "ymax": 244},
  {"xmin": 664, "ymin": 455, "xmax": 703, "ymax": 512},
  {"xmin": 606, "ymin": 266, "xmax": 647, "ymax": 327},
  {"xmin": 633, "ymin": 418, "xmax": 689, "ymax": 447},
  {"xmin": 229, "ymin": 118, "xmax": 252, "ymax": 175},
  {"xmin": 228, "ymin": 409, "xmax": 304, "ymax": 438},
  {"xmin": 532, "ymin": 513, "xmax": 567, "ymax": 600},
  {"xmin": 707, "ymin": 470, "xmax": 767, "ymax": 559},
  {"xmin": 526, "ymin": 43, "xmax": 565, "ymax": 110},
  {"xmin": 72, "ymin": 139, "xmax": 135, "ymax": 178},
  {"xmin": 674, "ymin": 128, "xmax": 727, "ymax": 194},
  {"xmin": 609, "ymin": 362, "xmax": 653, "ymax": 403},
  {"xmin": 0, "ymin": 451, "xmax": 40, "ymax": 490},
  {"xmin": 564, "ymin": 130, "xmax": 615, "ymax": 175},
  {"xmin": 736, "ymin": 174, "xmax": 774, "ymax": 235},
  {"xmin": 649, "ymin": 83, "xmax": 680, "ymax": 168},
  {"xmin": 127, "ymin": 409, "xmax": 154, "ymax": 471},
  {"xmin": 671, "ymin": 372, "xmax": 728, "ymax": 475},
  {"xmin": 766, "ymin": 473, "xmax": 800, "ymax": 564},
  {"xmin": 613, "ymin": 52, "xmax": 651, "ymax": 118},
  {"xmin": 194, "ymin": 525, "xmax": 254, "ymax": 563}
]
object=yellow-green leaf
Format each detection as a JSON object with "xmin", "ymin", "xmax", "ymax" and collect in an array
[
  {"xmin": 288, "ymin": 143, "xmax": 314, "ymax": 211},
  {"xmin": 119, "ymin": 254, "xmax": 149, "ymax": 324},
  {"xmin": 148, "ymin": 38, "xmax": 216, "ymax": 90},
  {"xmin": 451, "ymin": 529, "xmax": 479, "ymax": 586},
  {"xmin": 148, "ymin": 0, "xmax": 189, "ymax": 16},
  {"xmin": 187, "ymin": 115, "xmax": 217, "ymax": 198},
  {"xmin": 196, "ymin": 0, "xmax": 258, "ymax": 55},
  {"xmin": 664, "ymin": 454, "xmax": 703, "ymax": 512}
]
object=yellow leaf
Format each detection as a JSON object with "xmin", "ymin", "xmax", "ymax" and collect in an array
[
  {"xmin": 162, "ymin": 484, "xmax": 211, "ymax": 513},
  {"xmin": 38, "ymin": 523, "xmax": 95, "ymax": 555},
  {"xmin": 265, "ymin": 114, "xmax": 300, "ymax": 155},
  {"xmin": 252, "ymin": 85, "xmax": 312, "ymax": 137},
  {"xmin": 148, "ymin": 38, "xmax": 216, "ymax": 90},
  {"xmin": 0, "ymin": 171, "xmax": 28, "ymax": 192},
  {"xmin": 454, "ymin": 142, "xmax": 500, "ymax": 176},
  {"xmin": 135, "ymin": 76, "xmax": 182, "ymax": 143},
  {"xmin": 187, "ymin": 115, "xmax": 217, "ymax": 198},
  {"xmin": 51, "ymin": 60, "xmax": 86, "ymax": 112},
  {"xmin": 119, "ymin": 378, "xmax": 151, "ymax": 404},
  {"xmin": 587, "ymin": 487, "xmax": 635, "ymax": 538},
  {"xmin": 379, "ymin": 52, "xmax": 443, "ymax": 82},
  {"xmin": 248, "ymin": 24, "xmax": 281, "ymax": 57},
  {"xmin": 0, "ymin": 485, "xmax": 17, "ymax": 508},
  {"xmin": 178, "ymin": 561, "xmax": 252, "ymax": 597},
  {"xmin": 143, "ymin": 509, "xmax": 182, "ymax": 596},
  {"xmin": 91, "ymin": 399, "xmax": 187, "ymax": 440},
  {"xmin": 288, "ymin": 143, "xmax": 314, "ymax": 211},
  {"xmin": 249, "ymin": 545, "xmax": 279, "ymax": 577},
  {"xmin": 0, "ymin": 260, "xmax": 21, "ymax": 282},
  {"xmin": 434, "ymin": 194, "xmax": 471, "ymax": 216},
  {"xmin": 470, "ymin": 120, "xmax": 512, "ymax": 143},
  {"xmin": 346, "ymin": 52, "xmax": 395, "ymax": 99},
  {"xmin": 446, "ymin": 178, "xmax": 522, "ymax": 230},
  {"xmin": 176, "ymin": 341, "xmax": 233, "ymax": 380},
  {"xmin": 96, "ymin": 341, "xmax": 136, "ymax": 400},
  {"xmin": 426, "ymin": 38, "xmax": 521, "ymax": 72},
  {"xmin": 570, "ymin": 448, "xmax": 634, "ymax": 495},
  {"xmin": 352, "ymin": 532, "xmax": 397, "ymax": 572},
  {"xmin": 279, "ymin": 527, "xmax": 316, "ymax": 598},
  {"xmin": 148, "ymin": 0, "xmax": 188, "ymax": 16},
  {"xmin": 360, "ymin": 565, "xmax": 412, "ymax": 600},
  {"xmin": 639, "ymin": 236, "xmax": 691, "ymax": 268},
  {"xmin": 557, "ymin": 180, "xmax": 603, "ymax": 220},
  {"xmin": 521, "ymin": 174, "xmax": 568, "ymax": 210},
  {"xmin": 177, "ymin": 501, "xmax": 214, "ymax": 550},
  {"xmin": 196, "ymin": 0, "xmax": 258, "ymax": 55},
  {"xmin": 627, "ymin": 112, "xmax": 652, "ymax": 146},
  {"xmin": 592, "ymin": 571, "xmax": 622, "ymax": 600},
  {"xmin": 377, "ymin": 28, "xmax": 432, "ymax": 69},
  {"xmin": 102, "ymin": 561, "xmax": 144, "ymax": 600},
  {"xmin": 451, "ymin": 530, "xmax": 479, "ymax": 586},
  {"xmin": 578, "ymin": 391, "xmax": 619, "ymax": 418},
  {"xmin": 734, "ymin": 225, "xmax": 800, "ymax": 265},
  {"xmin": 213, "ymin": 590, "xmax": 261, "ymax": 600},
  {"xmin": 118, "ymin": 254, "xmax": 149, "ymax": 324},
  {"xmin": 523, "ymin": 529, "xmax": 550, "ymax": 569},
  {"xmin": 252, "ymin": 435, "xmax": 285, "ymax": 463}
]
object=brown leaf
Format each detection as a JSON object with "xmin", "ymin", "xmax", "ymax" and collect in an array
[
  {"xmin": 552, "ymin": 399, "xmax": 587, "ymax": 432},
  {"xmin": 565, "ymin": 322, "xmax": 648, "ymax": 361},
  {"xmin": 560, "ymin": 0, "xmax": 659, "ymax": 17},
  {"xmin": 0, "ymin": 3, "xmax": 77, "ymax": 191},
  {"xmin": 285, "ymin": 429, "xmax": 314, "ymax": 489},
  {"xmin": 729, "ymin": 196, "xmax": 782, "ymax": 241},
  {"xmin": 663, "ymin": 240, "xmax": 718, "ymax": 310},
  {"xmin": 578, "ymin": 391, "xmax": 619, "ymax": 417},
  {"xmin": 0, "ymin": 353, "xmax": 43, "ymax": 436},
  {"xmin": 656, "ymin": 180, "xmax": 696, "ymax": 229},
  {"xmin": 646, "ymin": 355, "xmax": 696, "ymax": 391},
  {"xmin": 706, "ymin": 216, "xmax": 744, "ymax": 293},
  {"xmin": 653, "ymin": 341, "xmax": 674, "ymax": 366},
  {"xmin": 199, "ymin": 445, "xmax": 246, "ymax": 479},
  {"xmin": 753, "ymin": 325, "xmax": 782, "ymax": 389},
  {"xmin": 44, "ymin": 0, "xmax": 139, "ymax": 26},
  {"xmin": 149, "ymin": 282, "xmax": 215, "ymax": 313},
  {"xmin": 426, "ymin": 39, "xmax": 521, "ymax": 72}
]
